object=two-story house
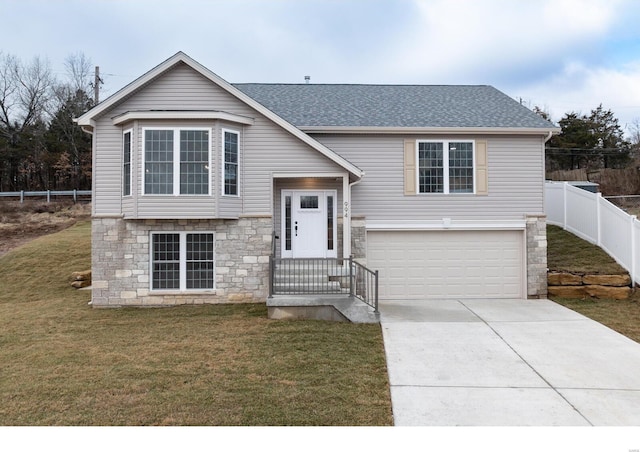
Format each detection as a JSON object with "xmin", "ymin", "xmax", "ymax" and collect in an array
[{"xmin": 76, "ymin": 52, "xmax": 557, "ymax": 311}]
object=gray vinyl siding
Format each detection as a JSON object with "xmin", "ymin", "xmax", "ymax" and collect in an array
[
  {"xmin": 93, "ymin": 62, "xmax": 345, "ymax": 218},
  {"xmin": 313, "ymin": 134, "xmax": 545, "ymax": 222}
]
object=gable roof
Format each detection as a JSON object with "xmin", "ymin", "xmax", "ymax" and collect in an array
[
  {"xmin": 75, "ymin": 52, "xmax": 364, "ymax": 179},
  {"xmin": 234, "ymin": 84, "xmax": 558, "ymax": 134}
]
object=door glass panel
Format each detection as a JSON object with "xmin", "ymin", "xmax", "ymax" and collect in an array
[
  {"xmin": 300, "ymin": 195, "xmax": 319, "ymax": 209},
  {"xmin": 327, "ymin": 195, "xmax": 334, "ymax": 250},
  {"xmin": 285, "ymin": 195, "xmax": 292, "ymax": 251}
]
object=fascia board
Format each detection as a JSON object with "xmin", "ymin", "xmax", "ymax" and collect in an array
[
  {"xmin": 112, "ymin": 110, "xmax": 255, "ymax": 126},
  {"xmin": 300, "ymin": 126, "xmax": 561, "ymax": 135}
]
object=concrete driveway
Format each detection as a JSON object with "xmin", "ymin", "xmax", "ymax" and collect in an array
[{"xmin": 379, "ymin": 298, "xmax": 640, "ymax": 426}]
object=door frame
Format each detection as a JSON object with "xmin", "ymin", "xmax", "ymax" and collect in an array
[{"xmin": 281, "ymin": 189, "xmax": 338, "ymax": 258}]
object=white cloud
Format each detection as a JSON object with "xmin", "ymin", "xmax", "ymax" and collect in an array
[
  {"xmin": 376, "ymin": 0, "xmax": 628, "ymax": 83},
  {"xmin": 518, "ymin": 60, "xmax": 640, "ymax": 131}
]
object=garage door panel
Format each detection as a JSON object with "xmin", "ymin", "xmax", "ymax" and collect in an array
[{"xmin": 368, "ymin": 230, "xmax": 524, "ymax": 300}]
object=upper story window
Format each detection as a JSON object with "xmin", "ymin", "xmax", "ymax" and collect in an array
[
  {"xmin": 418, "ymin": 140, "xmax": 474, "ymax": 194},
  {"xmin": 143, "ymin": 128, "xmax": 211, "ymax": 195},
  {"xmin": 222, "ymin": 129, "xmax": 239, "ymax": 196},
  {"xmin": 123, "ymin": 130, "xmax": 132, "ymax": 196}
]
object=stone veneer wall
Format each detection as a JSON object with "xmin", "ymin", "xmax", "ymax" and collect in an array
[
  {"xmin": 526, "ymin": 214, "xmax": 548, "ymax": 298},
  {"xmin": 335, "ymin": 216, "xmax": 367, "ymax": 260},
  {"xmin": 91, "ymin": 217, "xmax": 272, "ymax": 307}
]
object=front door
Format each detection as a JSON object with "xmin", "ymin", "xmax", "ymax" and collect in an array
[{"xmin": 281, "ymin": 190, "xmax": 337, "ymax": 258}]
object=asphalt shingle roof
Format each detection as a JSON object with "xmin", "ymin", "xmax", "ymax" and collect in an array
[{"xmin": 233, "ymin": 84, "xmax": 555, "ymax": 129}]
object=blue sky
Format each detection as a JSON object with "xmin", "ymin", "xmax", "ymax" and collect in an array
[{"xmin": 3, "ymin": 0, "xmax": 640, "ymax": 133}]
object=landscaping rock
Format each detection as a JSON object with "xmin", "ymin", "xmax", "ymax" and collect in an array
[
  {"xmin": 547, "ymin": 285, "xmax": 587, "ymax": 298},
  {"xmin": 72, "ymin": 270, "xmax": 92, "ymax": 281},
  {"xmin": 584, "ymin": 285, "xmax": 631, "ymax": 300},
  {"xmin": 582, "ymin": 274, "xmax": 631, "ymax": 287},
  {"xmin": 548, "ymin": 272, "xmax": 583, "ymax": 286},
  {"xmin": 71, "ymin": 279, "xmax": 91, "ymax": 289}
]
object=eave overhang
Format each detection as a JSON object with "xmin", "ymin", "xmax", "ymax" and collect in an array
[
  {"xmin": 299, "ymin": 126, "xmax": 561, "ymax": 135},
  {"xmin": 111, "ymin": 110, "xmax": 255, "ymax": 126}
]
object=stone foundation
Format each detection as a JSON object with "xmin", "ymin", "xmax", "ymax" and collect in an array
[
  {"xmin": 91, "ymin": 216, "xmax": 272, "ymax": 307},
  {"xmin": 526, "ymin": 215, "xmax": 548, "ymax": 298}
]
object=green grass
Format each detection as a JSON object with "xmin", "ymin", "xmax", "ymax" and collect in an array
[
  {"xmin": 547, "ymin": 224, "xmax": 640, "ymax": 343},
  {"xmin": 0, "ymin": 222, "xmax": 392, "ymax": 426},
  {"xmin": 547, "ymin": 225, "xmax": 627, "ymax": 274}
]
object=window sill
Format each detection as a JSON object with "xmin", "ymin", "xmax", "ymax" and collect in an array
[{"xmin": 150, "ymin": 289, "xmax": 217, "ymax": 295}]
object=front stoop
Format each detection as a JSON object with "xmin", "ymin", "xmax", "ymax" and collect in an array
[{"xmin": 267, "ymin": 295, "xmax": 379, "ymax": 323}]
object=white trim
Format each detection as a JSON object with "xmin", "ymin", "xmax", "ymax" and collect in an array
[
  {"xmin": 142, "ymin": 127, "xmax": 213, "ymax": 196},
  {"xmin": 272, "ymin": 171, "xmax": 350, "ymax": 179},
  {"xmin": 221, "ymin": 128, "xmax": 240, "ymax": 197},
  {"xmin": 75, "ymin": 52, "xmax": 363, "ymax": 180},
  {"xmin": 416, "ymin": 139, "xmax": 475, "ymax": 195},
  {"xmin": 366, "ymin": 220, "xmax": 527, "ymax": 231},
  {"xmin": 122, "ymin": 128, "xmax": 133, "ymax": 197},
  {"xmin": 113, "ymin": 110, "xmax": 254, "ymax": 126},
  {"xmin": 299, "ymin": 126, "xmax": 561, "ymax": 135},
  {"xmin": 149, "ymin": 231, "xmax": 216, "ymax": 293}
]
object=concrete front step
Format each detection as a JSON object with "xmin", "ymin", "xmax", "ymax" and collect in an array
[{"xmin": 267, "ymin": 294, "xmax": 379, "ymax": 323}]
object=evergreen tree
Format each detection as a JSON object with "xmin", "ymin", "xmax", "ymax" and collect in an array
[{"xmin": 547, "ymin": 105, "xmax": 631, "ymax": 171}]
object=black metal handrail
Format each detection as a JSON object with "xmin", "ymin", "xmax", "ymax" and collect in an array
[{"xmin": 268, "ymin": 255, "xmax": 378, "ymax": 314}]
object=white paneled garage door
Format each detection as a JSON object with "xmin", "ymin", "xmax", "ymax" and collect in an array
[{"xmin": 367, "ymin": 230, "xmax": 524, "ymax": 300}]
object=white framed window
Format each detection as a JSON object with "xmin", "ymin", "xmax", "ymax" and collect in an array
[
  {"xmin": 143, "ymin": 128, "xmax": 211, "ymax": 195},
  {"xmin": 417, "ymin": 140, "xmax": 475, "ymax": 194},
  {"xmin": 150, "ymin": 231, "xmax": 215, "ymax": 291},
  {"xmin": 222, "ymin": 129, "xmax": 239, "ymax": 196},
  {"xmin": 123, "ymin": 129, "xmax": 132, "ymax": 197}
]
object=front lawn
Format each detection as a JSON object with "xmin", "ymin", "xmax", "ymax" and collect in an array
[
  {"xmin": 0, "ymin": 222, "xmax": 392, "ymax": 425},
  {"xmin": 547, "ymin": 225, "xmax": 640, "ymax": 343}
]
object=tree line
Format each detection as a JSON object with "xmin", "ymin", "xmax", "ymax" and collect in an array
[
  {"xmin": 536, "ymin": 105, "xmax": 640, "ymax": 172},
  {"xmin": 0, "ymin": 52, "xmax": 93, "ymax": 192}
]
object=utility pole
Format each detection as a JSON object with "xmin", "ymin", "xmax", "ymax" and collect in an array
[{"xmin": 94, "ymin": 66, "xmax": 103, "ymax": 104}]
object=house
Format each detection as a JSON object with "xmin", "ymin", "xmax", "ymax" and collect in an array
[{"xmin": 76, "ymin": 52, "xmax": 558, "ymax": 311}]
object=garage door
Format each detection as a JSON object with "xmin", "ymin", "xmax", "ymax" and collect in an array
[{"xmin": 367, "ymin": 230, "xmax": 524, "ymax": 300}]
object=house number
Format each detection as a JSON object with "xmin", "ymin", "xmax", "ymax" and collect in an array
[{"xmin": 343, "ymin": 201, "xmax": 349, "ymax": 217}]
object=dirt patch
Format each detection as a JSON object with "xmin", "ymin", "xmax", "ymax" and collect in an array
[{"xmin": 0, "ymin": 200, "xmax": 91, "ymax": 258}]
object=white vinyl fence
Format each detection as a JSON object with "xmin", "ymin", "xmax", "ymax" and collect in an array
[{"xmin": 545, "ymin": 181, "xmax": 639, "ymax": 285}]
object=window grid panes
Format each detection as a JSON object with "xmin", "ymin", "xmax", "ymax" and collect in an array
[
  {"xmin": 152, "ymin": 233, "xmax": 180, "ymax": 289},
  {"xmin": 145, "ymin": 130, "xmax": 174, "ymax": 194},
  {"xmin": 151, "ymin": 232, "xmax": 215, "ymax": 291},
  {"xmin": 448, "ymin": 142, "xmax": 474, "ymax": 193},
  {"xmin": 418, "ymin": 141, "xmax": 474, "ymax": 194},
  {"xmin": 300, "ymin": 195, "xmax": 319, "ymax": 209},
  {"xmin": 186, "ymin": 233, "xmax": 215, "ymax": 289},
  {"xmin": 224, "ymin": 131, "xmax": 238, "ymax": 196},
  {"xmin": 180, "ymin": 130, "xmax": 209, "ymax": 195},
  {"xmin": 123, "ymin": 131, "xmax": 131, "ymax": 196},
  {"xmin": 418, "ymin": 142, "xmax": 444, "ymax": 193}
]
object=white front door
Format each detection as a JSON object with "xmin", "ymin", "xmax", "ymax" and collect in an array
[{"xmin": 281, "ymin": 190, "xmax": 337, "ymax": 258}]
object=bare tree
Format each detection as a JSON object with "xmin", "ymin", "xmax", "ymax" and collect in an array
[
  {"xmin": 0, "ymin": 53, "xmax": 55, "ymax": 134},
  {"xmin": 64, "ymin": 52, "xmax": 93, "ymax": 95}
]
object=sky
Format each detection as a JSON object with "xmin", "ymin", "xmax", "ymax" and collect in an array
[{"xmin": 3, "ymin": 0, "xmax": 640, "ymax": 134}]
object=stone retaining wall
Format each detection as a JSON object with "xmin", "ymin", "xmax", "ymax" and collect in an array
[{"xmin": 548, "ymin": 272, "xmax": 632, "ymax": 299}]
